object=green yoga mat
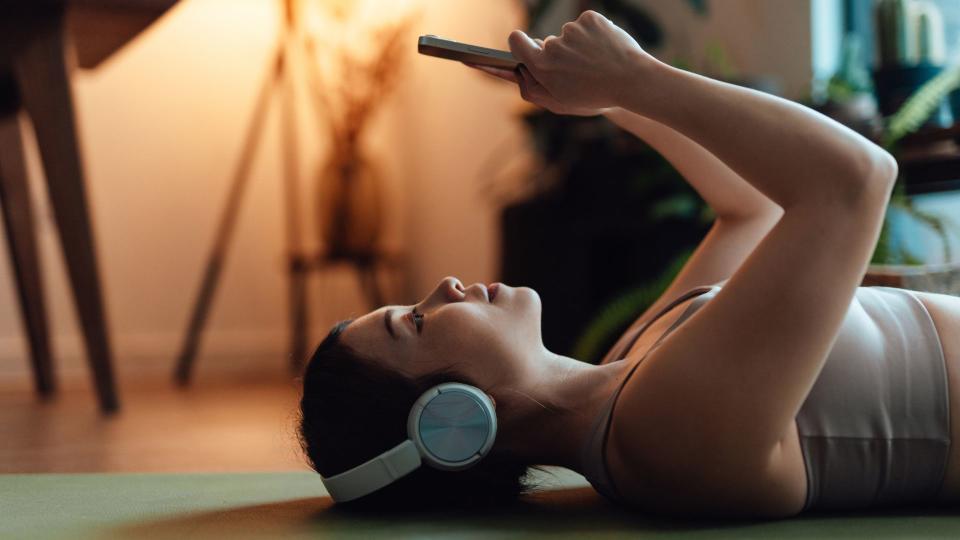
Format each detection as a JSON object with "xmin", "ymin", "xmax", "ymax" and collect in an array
[{"xmin": 1, "ymin": 469, "xmax": 958, "ymax": 539}]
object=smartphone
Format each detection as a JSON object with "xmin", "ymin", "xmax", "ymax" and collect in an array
[{"xmin": 418, "ymin": 35, "xmax": 519, "ymax": 70}]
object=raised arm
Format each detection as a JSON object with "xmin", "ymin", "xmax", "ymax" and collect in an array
[
  {"xmin": 600, "ymin": 108, "xmax": 785, "ymax": 320},
  {"xmin": 602, "ymin": 108, "xmax": 781, "ymax": 220},
  {"xmin": 508, "ymin": 11, "xmax": 898, "ymax": 513},
  {"xmin": 506, "ymin": 13, "xmax": 895, "ymax": 208},
  {"xmin": 463, "ymin": 69, "xmax": 786, "ymax": 311}
]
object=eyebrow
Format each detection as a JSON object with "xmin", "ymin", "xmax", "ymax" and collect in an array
[{"xmin": 384, "ymin": 308, "xmax": 397, "ymax": 340}]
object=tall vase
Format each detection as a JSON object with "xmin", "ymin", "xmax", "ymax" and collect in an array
[{"xmin": 316, "ymin": 144, "xmax": 384, "ymax": 260}]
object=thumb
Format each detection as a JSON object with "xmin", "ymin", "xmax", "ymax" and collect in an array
[{"xmin": 508, "ymin": 30, "xmax": 542, "ymax": 68}]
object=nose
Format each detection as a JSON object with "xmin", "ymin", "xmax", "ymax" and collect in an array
[{"xmin": 417, "ymin": 276, "xmax": 466, "ymax": 312}]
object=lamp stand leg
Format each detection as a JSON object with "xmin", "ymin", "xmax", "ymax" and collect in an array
[
  {"xmin": 173, "ymin": 46, "xmax": 283, "ymax": 386},
  {"xmin": 278, "ymin": 34, "xmax": 309, "ymax": 373}
]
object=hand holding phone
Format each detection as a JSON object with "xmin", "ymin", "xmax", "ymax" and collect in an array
[{"xmin": 417, "ymin": 25, "xmax": 623, "ymax": 118}]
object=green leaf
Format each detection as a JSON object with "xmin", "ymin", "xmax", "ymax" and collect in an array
[
  {"xmin": 884, "ymin": 64, "xmax": 960, "ymax": 148},
  {"xmin": 900, "ymin": 205, "xmax": 956, "ymax": 262},
  {"xmin": 650, "ymin": 194, "xmax": 698, "ymax": 221}
]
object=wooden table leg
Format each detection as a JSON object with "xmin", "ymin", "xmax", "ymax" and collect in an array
[
  {"xmin": 0, "ymin": 108, "xmax": 56, "ymax": 398},
  {"xmin": 13, "ymin": 12, "xmax": 118, "ymax": 413}
]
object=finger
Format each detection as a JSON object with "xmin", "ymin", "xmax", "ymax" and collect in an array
[
  {"xmin": 515, "ymin": 66, "xmax": 534, "ymax": 102},
  {"xmin": 516, "ymin": 73, "xmax": 559, "ymax": 113},
  {"xmin": 533, "ymin": 38, "xmax": 544, "ymax": 48},
  {"xmin": 516, "ymin": 65, "xmax": 553, "ymax": 104},
  {"xmin": 508, "ymin": 30, "xmax": 542, "ymax": 69},
  {"xmin": 518, "ymin": 65, "xmax": 552, "ymax": 98},
  {"xmin": 462, "ymin": 62, "xmax": 519, "ymax": 83},
  {"xmin": 579, "ymin": 10, "xmax": 605, "ymax": 24},
  {"xmin": 518, "ymin": 64, "xmax": 545, "ymax": 89}
]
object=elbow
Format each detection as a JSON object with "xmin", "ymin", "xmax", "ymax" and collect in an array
[
  {"xmin": 862, "ymin": 149, "xmax": 898, "ymax": 203},
  {"xmin": 840, "ymin": 148, "xmax": 898, "ymax": 206},
  {"xmin": 869, "ymin": 149, "xmax": 899, "ymax": 191}
]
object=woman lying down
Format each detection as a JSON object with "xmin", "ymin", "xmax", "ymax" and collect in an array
[{"xmin": 297, "ymin": 10, "xmax": 960, "ymax": 518}]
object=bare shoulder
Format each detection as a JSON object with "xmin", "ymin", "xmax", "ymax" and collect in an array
[
  {"xmin": 599, "ymin": 273, "xmax": 808, "ymax": 517},
  {"xmin": 600, "ymin": 193, "xmax": 893, "ymax": 517},
  {"xmin": 599, "ymin": 278, "xmax": 731, "ymax": 368}
]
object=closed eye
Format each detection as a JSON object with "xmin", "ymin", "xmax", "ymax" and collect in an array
[{"xmin": 409, "ymin": 308, "xmax": 424, "ymax": 334}]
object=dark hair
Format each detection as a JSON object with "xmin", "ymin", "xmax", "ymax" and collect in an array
[{"xmin": 298, "ymin": 320, "xmax": 550, "ymax": 512}]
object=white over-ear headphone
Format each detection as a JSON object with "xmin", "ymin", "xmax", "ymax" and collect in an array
[{"xmin": 320, "ymin": 382, "xmax": 498, "ymax": 502}]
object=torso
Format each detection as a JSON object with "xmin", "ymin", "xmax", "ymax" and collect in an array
[{"xmin": 601, "ymin": 286, "xmax": 960, "ymax": 514}]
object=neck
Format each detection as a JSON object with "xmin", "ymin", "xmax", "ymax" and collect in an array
[{"xmin": 492, "ymin": 348, "xmax": 630, "ymax": 473}]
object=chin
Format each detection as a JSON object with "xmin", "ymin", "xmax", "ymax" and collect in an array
[
  {"xmin": 509, "ymin": 286, "xmax": 543, "ymax": 338},
  {"xmin": 517, "ymin": 286, "xmax": 542, "ymax": 314}
]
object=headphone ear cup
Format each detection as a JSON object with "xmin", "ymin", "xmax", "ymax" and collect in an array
[{"xmin": 408, "ymin": 383, "xmax": 497, "ymax": 471}]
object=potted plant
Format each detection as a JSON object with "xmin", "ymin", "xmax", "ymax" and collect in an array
[
  {"xmin": 863, "ymin": 61, "xmax": 960, "ymax": 294},
  {"xmin": 854, "ymin": 0, "xmax": 960, "ymax": 292}
]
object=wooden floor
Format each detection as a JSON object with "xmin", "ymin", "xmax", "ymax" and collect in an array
[{"xmin": 0, "ymin": 372, "xmax": 309, "ymax": 473}]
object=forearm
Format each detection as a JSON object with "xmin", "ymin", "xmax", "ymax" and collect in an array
[
  {"xmin": 615, "ymin": 61, "xmax": 896, "ymax": 209},
  {"xmin": 602, "ymin": 107, "xmax": 782, "ymax": 220}
]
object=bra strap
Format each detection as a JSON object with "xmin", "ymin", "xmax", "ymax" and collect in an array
[{"xmin": 603, "ymin": 285, "xmax": 719, "ymax": 364}]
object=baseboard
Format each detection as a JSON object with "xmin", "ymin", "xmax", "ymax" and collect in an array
[{"xmin": 0, "ymin": 327, "xmax": 293, "ymax": 387}]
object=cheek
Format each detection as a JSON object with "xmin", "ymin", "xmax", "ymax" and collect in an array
[
  {"xmin": 419, "ymin": 310, "xmax": 495, "ymax": 358},
  {"xmin": 418, "ymin": 298, "xmax": 542, "ymax": 365}
]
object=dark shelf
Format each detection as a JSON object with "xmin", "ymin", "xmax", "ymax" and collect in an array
[
  {"xmin": 898, "ymin": 124, "xmax": 960, "ymax": 195},
  {"xmin": 901, "ymin": 154, "xmax": 960, "ymax": 195}
]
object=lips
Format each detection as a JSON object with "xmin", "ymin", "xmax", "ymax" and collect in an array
[{"xmin": 487, "ymin": 282, "xmax": 501, "ymax": 302}]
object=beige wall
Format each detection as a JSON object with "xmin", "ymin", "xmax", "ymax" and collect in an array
[
  {"xmin": 0, "ymin": 0, "xmax": 815, "ymax": 389},
  {"xmin": 641, "ymin": 0, "xmax": 813, "ymax": 99},
  {"xmin": 536, "ymin": 0, "xmax": 813, "ymax": 99},
  {"xmin": 0, "ymin": 0, "xmax": 526, "ymax": 387}
]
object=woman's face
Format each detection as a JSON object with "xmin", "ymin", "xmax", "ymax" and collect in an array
[{"xmin": 339, "ymin": 277, "xmax": 544, "ymax": 382}]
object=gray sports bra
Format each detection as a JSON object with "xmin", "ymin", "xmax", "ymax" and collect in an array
[{"xmin": 578, "ymin": 284, "xmax": 951, "ymax": 511}]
